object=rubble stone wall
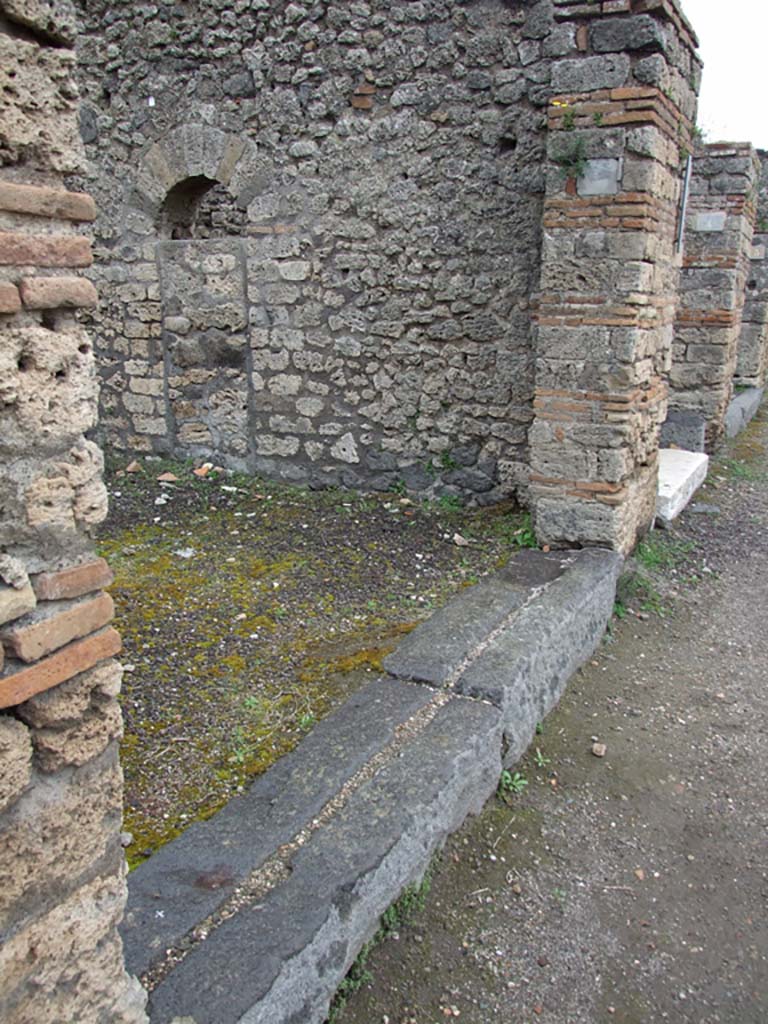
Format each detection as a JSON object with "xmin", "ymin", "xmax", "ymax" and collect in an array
[
  {"xmin": 0, "ymin": 1, "xmax": 147, "ymax": 1020},
  {"xmin": 72, "ymin": 0, "xmax": 587, "ymax": 503},
  {"xmin": 529, "ymin": 0, "xmax": 701, "ymax": 552},
  {"xmin": 671, "ymin": 142, "xmax": 760, "ymax": 446}
]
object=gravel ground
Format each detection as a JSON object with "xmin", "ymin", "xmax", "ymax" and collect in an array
[
  {"xmin": 97, "ymin": 460, "xmax": 533, "ymax": 866},
  {"xmin": 335, "ymin": 407, "xmax": 768, "ymax": 1024}
]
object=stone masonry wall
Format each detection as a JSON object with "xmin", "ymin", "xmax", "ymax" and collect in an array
[
  {"xmin": 73, "ymin": 0, "xmax": 583, "ymax": 503},
  {"xmin": 734, "ymin": 150, "xmax": 768, "ymax": 389},
  {"xmin": 529, "ymin": 0, "xmax": 701, "ymax": 552},
  {"xmin": 670, "ymin": 142, "xmax": 760, "ymax": 447},
  {"xmin": 0, "ymin": 1, "xmax": 147, "ymax": 1021}
]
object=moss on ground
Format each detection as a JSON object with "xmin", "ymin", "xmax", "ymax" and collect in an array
[{"xmin": 99, "ymin": 458, "xmax": 537, "ymax": 866}]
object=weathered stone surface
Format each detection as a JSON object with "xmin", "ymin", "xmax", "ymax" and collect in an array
[
  {"xmin": 0, "ymin": 591, "xmax": 114, "ymax": 663},
  {"xmin": 0, "ymin": 325, "xmax": 99, "ymax": 456},
  {"xmin": 0, "ymin": 870, "xmax": 148, "ymax": 1024},
  {"xmin": 0, "ymin": 35, "xmax": 84, "ymax": 172},
  {"xmin": 0, "ymin": 627, "xmax": 121, "ymax": 709},
  {"xmin": 0, "ymin": 0, "xmax": 79, "ymax": 46},
  {"xmin": 143, "ymin": 695, "xmax": 502, "ymax": 1024},
  {"xmin": 18, "ymin": 658, "xmax": 122, "ymax": 728},
  {"xmin": 0, "ymin": 746, "xmax": 123, "ymax": 929},
  {"xmin": 455, "ymin": 549, "xmax": 622, "ymax": 764},
  {"xmin": 122, "ymin": 676, "xmax": 434, "ymax": 977},
  {"xmin": 384, "ymin": 549, "xmax": 572, "ymax": 686},
  {"xmin": 0, "ymin": 441, "xmax": 108, "ymax": 574},
  {"xmin": 0, "ymin": 583, "xmax": 36, "ymax": 628},
  {"xmin": 20, "ymin": 275, "xmax": 98, "ymax": 309},
  {"xmin": 660, "ymin": 409, "xmax": 707, "ymax": 452},
  {"xmin": 30, "ymin": 698, "xmax": 123, "ymax": 773},
  {"xmin": 0, "ymin": 716, "xmax": 32, "ymax": 812},
  {"xmin": 590, "ymin": 14, "xmax": 665, "ymax": 54},
  {"xmin": 724, "ymin": 387, "xmax": 765, "ymax": 438}
]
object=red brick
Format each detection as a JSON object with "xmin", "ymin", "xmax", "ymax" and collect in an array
[
  {"xmin": 0, "ymin": 281, "xmax": 21, "ymax": 313},
  {"xmin": 576, "ymin": 24, "xmax": 588, "ymax": 50},
  {"xmin": 0, "ymin": 628, "xmax": 121, "ymax": 709},
  {"xmin": 351, "ymin": 95, "xmax": 374, "ymax": 110},
  {"xmin": 19, "ymin": 275, "xmax": 98, "ymax": 310},
  {"xmin": 354, "ymin": 82, "xmax": 376, "ymax": 95},
  {"xmin": 1, "ymin": 592, "xmax": 114, "ymax": 664},
  {"xmin": 31, "ymin": 559, "xmax": 114, "ymax": 601},
  {"xmin": 0, "ymin": 182, "xmax": 96, "ymax": 222},
  {"xmin": 0, "ymin": 233, "xmax": 92, "ymax": 268}
]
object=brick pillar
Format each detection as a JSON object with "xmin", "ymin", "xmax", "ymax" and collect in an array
[
  {"xmin": 671, "ymin": 143, "xmax": 760, "ymax": 447},
  {"xmin": 530, "ymin": 0, "xmax": 700, "ymax": 553},
  {"xmin": 0, "ymin": 3, "xmax": 147, "ymax": 1021}
]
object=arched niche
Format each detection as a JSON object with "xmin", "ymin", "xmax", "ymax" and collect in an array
[{"xmin": 126, "ymin": 124, "xmax": 273, "ymax": 224}]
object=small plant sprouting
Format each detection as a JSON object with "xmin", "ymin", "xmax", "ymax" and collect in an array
[
  {"xmin": 554, "ymin": 135, "xmax": 588, "ymax": 181},
  {"xmin": 498, "ymin": 769, "xmax": 528, "ymax": 796},
  {"xmin": 534, "ymin": 747, "xmax": 550, "ymax": 769},
  {"xmin": 298, "ymin": 712, "xmax": 315, "ymax": 730},
  {"xmin": 512, "ymin": 514, "xmax": 537, "ymax": 550},
  {"xmin": 592, "ymin": 111, "xmax": 604, "ymax": 126},
  {"xmin": 438, "ymin": 494, "xmax": 463, "ymax": 513}
]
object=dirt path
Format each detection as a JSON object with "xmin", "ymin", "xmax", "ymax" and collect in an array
[{"xmin": 336, "ymin": 408, "xmax": 768, "ymax": 1024}]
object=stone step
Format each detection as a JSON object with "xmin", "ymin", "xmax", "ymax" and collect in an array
[
  {"xmin": 122, "ymin": 547, "xmax": 622, "ymax": 1024},
  {"xmin": 725, "ymin": 386, "xmax": 764, "ymax": 438},
  {"xmin": 656, "ymin": 448, "xmax": 709, "ymax": 526}
]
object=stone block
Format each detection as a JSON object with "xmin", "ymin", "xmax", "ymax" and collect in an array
[
  {"xmin": 0, "ymin": 747, "xmax": 123, "ymax": 930},
  {"xmin": 577, "ymin": 158, "xmax": 622, "ymax": 197},
  {"xmin": 590, "ymin": 14, "xmax": 665, "ymax": 54},
  {"xmin": 724, "ymin": 387, "xmax": 765, "ymax": 438},
  {"xmin": 0, "ymin": 232, "xmax": 92, "ymax": 268},
  {"xmin": 691, "ymin": 211, "xmax": 726, "ymax": 233},
  {"xmin": 660, "ymin": 409, "xmax": 706, "ymax": 451},
  {"xmin": 0, "ymin": 716, "xmax": 32, "ymax": 812},
  {"xmin": 141, "ymin": 696, "xmax": 502, "ymax": 1024},
  {"xmin": 0, "ymin": 584, "xmax": 36, "ymax": 627},
  {"xmin": 0, "ymin": 325, "xmax": 99, "ymax": 456},
  {"xmin": 656, "ymin": 448, "xmax": 709, "ymax": 524},
  {"xmin": 0, "ymin": 628, "xmax": 121, "ymax": 709},
  {"xmin": 455, "ymin": 549, "xmax": 622, "ymax": 764},
  {"xmin": 30, "ymin": 698, "xmax": 123, "ymax": 773},
  {"xmin": 0, "ymin": 36, "xmax": 83, "ymax": 173},
  {"xmin": 32, "ymin": 558, "xmax": 113, "ymax": 601},
  {"xmin": 20, "ymin": 276, "xmax": 98, "ymax": 310},
  {"xmin": 122, "ymin": 677, "xmax": 435, "ymax": 978},
  {"xmin": 0, "ymin": 592, "xmax": 114, "ymax": 663},
  {"xmin": 0, "ymin": 869, "xmax": 147, "ymax": 1024},
  {"xmin": 551, "ymin": 54, "xmax": 630, "ymax": 93},
  {"xmin": 0, "ymin": 182, "xmax": 96, "ymax": 222}
]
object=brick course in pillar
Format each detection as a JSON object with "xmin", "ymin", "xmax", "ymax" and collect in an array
[
  {"xmin": 670, "ymin": 143, "xmax": 760, "ymax": 447},
  {"xmin": 530, "ymin": 0, "xmax": 701, "ymax": 553}
]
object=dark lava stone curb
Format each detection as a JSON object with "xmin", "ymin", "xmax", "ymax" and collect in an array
[{"xmin": 122, "ymin": 548, "xmax": 622, "ymax": 1023}]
